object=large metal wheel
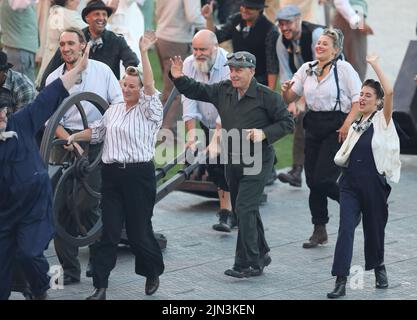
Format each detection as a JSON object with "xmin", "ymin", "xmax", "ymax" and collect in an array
[{"xmin": 40, "ymin": 92, "xmax": 109, "ymax": 247}]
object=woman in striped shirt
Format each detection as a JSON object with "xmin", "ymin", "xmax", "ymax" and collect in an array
[{"xmin": 67, "ymin": 31, "xmax": 164, "ymax": 300}]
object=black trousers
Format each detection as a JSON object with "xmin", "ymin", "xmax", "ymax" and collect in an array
[
  {"xmin": 92, "ymin": 162, "xmax": 164, "ymax": 289},
  {"xmin": 226, "ymin": 146, "xmax": 274, "ymax": 269},
  {"xmin": 303, "ymin": 111, "xmax": 346, "ymax": 225}
]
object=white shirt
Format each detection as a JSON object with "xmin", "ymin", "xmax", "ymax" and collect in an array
[
  {"xmin": 291, "ymin": 59, "xmax": 361, "ymax": 113},
  {"xmin": 45, "ymin": 59, "xmax": 123, "ymax": 130},
  {"xmin": 90, "ymin": 88, "xmax": 163, "ymax": 163},
  {"xmin": 334, "ymin": 110, "xmax": 401, "ymax": 183},
  {"xmin": 182, "ymin": 47, "xmax": 230, "ymax": 129}
]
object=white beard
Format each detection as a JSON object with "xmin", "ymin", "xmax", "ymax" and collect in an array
[
  {"xmin": 193, "ymin": 59, "xmax": 212, "ymax": 74},
  {"xmin": 0, "ymin": 131, "xmax": 18, "ymax": 141}
]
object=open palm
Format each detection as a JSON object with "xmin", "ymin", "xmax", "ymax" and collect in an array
[
  {"xmin": 140, "ymin": 31, "xmax": 157, "ymax": 52},
  {"xmin": 170, "ymin": 56, "xmax": 184, "ymax": 78}
]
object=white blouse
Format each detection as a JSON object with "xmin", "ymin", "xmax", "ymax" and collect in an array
[
  {"xmin": 291, "ymin": 59, "xmax": 362, "ymax": 113},
  {"xmin": 90, "ymin": 88, "xmax": 163, "ymax": 164},
  {"xmin": 334, "ymin": 110, "xmax": 401, "ymax": 183}
]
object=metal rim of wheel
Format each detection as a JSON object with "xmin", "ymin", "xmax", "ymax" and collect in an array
[{"xmin": 40, "ymin": 92, "xmax": 108, "ymax": 247}]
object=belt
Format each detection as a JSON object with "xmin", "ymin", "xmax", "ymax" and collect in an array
[{"xmin": 105, "ymin": 162, "xmax": 150, "ymax": 169}]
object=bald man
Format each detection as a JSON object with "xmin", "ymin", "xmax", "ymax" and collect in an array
[{"xmin": 182, "ymin": 30, "xmax": 235, "ymax": 232}]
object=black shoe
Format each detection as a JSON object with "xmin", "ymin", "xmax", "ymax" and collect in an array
[
  {"xmin": 63, "ymin": 275, "xmax": 80, "ymax": 285},
  {"xmin": 375, "ymin": 265, "xmax": 388, "ymax": 289},
  {"xmin": 86, "ymin": 288, "xmax": 106, "ymax": 300},
  {"xmin": 246, "ymin": 267, "xmax": 263, "ymax": 277},
  {"xmin": 145, "ymin": 276, "xmax": 160, "ymax": 295},
  {"xmin": 224, "ymin": 265, "xmax": 263, "ymax": 278},
  {"xmin": 224, "ymin": 266, "xmax": 250, "ymax": 278},
  {"xmin": 327, "ymin": 276, "xmax": 347, "ymax": 299},
  {"xmin": 278, "ymin": 165, "xmax": 303, "ymax": 187},
  {"xmin": 212, "ymin": 209, "xmax": 231, "ymax": 232},
  {"xmin": 22, "ymin": 288, "xmax": 34, "ymax": 300},
  {"xmin": 86, "ymin": 261, "xmax": 93, "ymax": 278}
]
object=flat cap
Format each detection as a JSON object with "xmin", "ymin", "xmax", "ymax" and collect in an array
[
  {"xmin": 224, "ymin": 51, "xmax": 256, "ymax": 68},
  {"xmin": 276, "ymin": 5, "xmax": 301, "ymax": 21}
]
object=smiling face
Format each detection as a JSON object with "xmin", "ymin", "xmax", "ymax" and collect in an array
[
  {"xmin": 59, "ymin": 31, "xmax": 85, "ymax": 67},
  {"xmin": 122, "ymin": 74, "xmax": 141, "ymax": 107},
  {"xmin": 315, "ymin": 34, "xmax": 338, "ymax": 62},
  {"xmin": 359, "ymin": 85, "xmax": 379, "ymax": 116},
  {"xmin": 240, "ymin": 5, "xmax": 261, "ymax": 23},
  {"xmin": 229, "ymin": 66, "xmax": 255, "ymax": 91},
  {"xmin": 85, "ymin": 9, "xmax": 108, "ymax": 36},
  {"xmin": 277, "ymin": 18, "xmax": 301, "ymax": 41}
]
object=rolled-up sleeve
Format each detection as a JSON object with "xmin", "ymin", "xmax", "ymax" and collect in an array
[
  {"xmin": 343, "ymin": 64, "xmax": 362, "ymax": 103},
  {"xmin": 89, "ymin": 118, "xmax": 106, "ymax": 144},
  {"xmin": 141, "ymin": 89, "xmax": 163, "ymax": 124},
  {"xmin": 291, "ymin": 64, "xmax": 307, "ymax": 97}
]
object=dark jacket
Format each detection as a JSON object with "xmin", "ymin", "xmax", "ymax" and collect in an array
[
  {"xmin": 215, "ymin": 13, "xmax": 279, "ymax": 85},
  {"xmin": 170, "ymin": 73, "xmax": 293, "ymax": 151},
  {"xmin": 38, "ymin": 28, "xmax": 139, "ymax": 90},
  {"xmin": 0, "ymin": 79, "xmax": 68, "ymax": 218}
]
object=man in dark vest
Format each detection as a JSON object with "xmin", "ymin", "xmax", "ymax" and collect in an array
[
  {"xmin": 202, "ymin": 0, "xmax": 279, "ymax": 90},
  {"xmin": 275, "ymin": 5, "xmax": 323, "ymax": 188}
]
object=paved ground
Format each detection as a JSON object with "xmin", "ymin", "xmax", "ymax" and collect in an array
[
  {"xmin": 9, "ymin": 155, "xmax": 417, "ymax": 301},
  {"xmin": 8, "ymin": 0, "xmax": 417, "ymax": 304}
]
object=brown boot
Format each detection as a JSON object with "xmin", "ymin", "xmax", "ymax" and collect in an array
[
  {"xmin": 302, "ymin": 225, "xmax": 328, "ymax": 249},
  {"xmin": 277, "ymin": 165, "xmax": 303, "ymax": 187}
]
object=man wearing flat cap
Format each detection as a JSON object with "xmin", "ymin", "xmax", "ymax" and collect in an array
[
  {"xmin": 0, "ymin": 51, "xmax": 36, "ymax": 115},
  {"xmin": 170, "ymin": 51, "xmax": 293, "ymax": 278},
  {"xmin": 275, "ymin": 5, "xmax": 323, "ymax": 189},
  {"xmin": 38, "ymin": 0, "xmax": 139, "ymax": 90}
]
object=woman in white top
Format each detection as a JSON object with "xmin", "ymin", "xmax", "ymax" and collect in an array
[
  {"xmin": 66, "ymin": 31, "xmax": 164, "ymax": 300},
  {"xmin": 327, "ymin": 55, "xmax": 400, "ymax": 298},
  {"xmin": 281, "ymin": 28, "xmax": 361, "ymax": 249}
]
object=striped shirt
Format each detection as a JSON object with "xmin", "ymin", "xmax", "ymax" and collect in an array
[{"xmin": 90, "ymin": 88, "xmax": 163, "ymax": 163}]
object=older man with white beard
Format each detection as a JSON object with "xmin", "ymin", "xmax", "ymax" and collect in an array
[{"xmin": 181, "ymin": 29, "xmax": 235, "ymax": 233}]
